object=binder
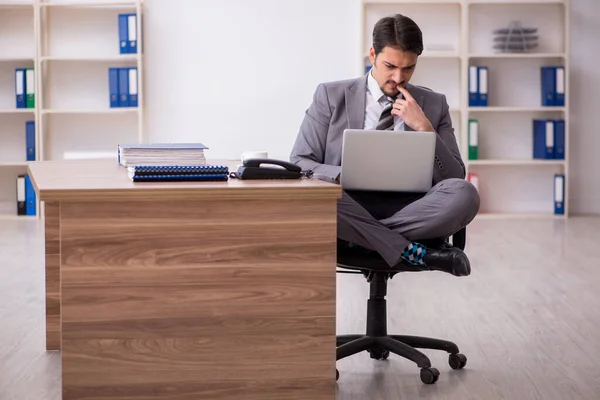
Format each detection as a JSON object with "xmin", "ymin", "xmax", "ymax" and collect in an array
[
  {"xmin": 15, "ymin": 68, "xmax": 26, "ymax": 108},
  {"xmin": 109, "ymin": 68, "xmax": 119, "ymax": 107},
  {"xmin": 118, "ymin": 67, "xmax": 129, "ymax": 107},
  {"xmin": 541, "ymin": 66, "xmax": 556, "ymax": 106},
  {"xmin": 26, "ymin": 120, "xmax": 35, "ymax": 161},
  {"xmin": 468, "ymin": 66, "xmax": 478, "ymax": 106},
  {"xmin": 128, "ymin": 67, "xmax": 138, "ymax": 107},
  {"xmin": 127, "ymin": 14, "xmax": 137, "ymax": 54},
  {"xmin": 554, "ymin": 173, "xmax": 565, "ymax": 215},
  {"xmin": 555, "ymin": 66, "xmax": 565, "ymax": 106},
  {"xmin": 16, "ymin": 175, "xmax": 25, "ymax": 216},
  {"xmin": 119, "ymin": 14, "xmax": 129, "ymax": 54},
  {"xmin": 478, "ymin": 66, "xmax": 488, "ymax": 106},
  {"xmin": 533, "ymin": 119, "xmax": 553, "ymax": 159},
  {"xmin": 553, "ymin": 119, "xmax": 565, "ymax": 159},
  {"xmin": 467, "ymin": 173, "xmax": 479, "ymax": 192},
  {"xmin": 468, "ymin": 118, "xmax": 478, "ymax": 160},
  {"xmin": 127, "ymin": 165, "xmax": 229, "ymax": 182},
  {"xmin": 25, "ymin": 174, "xmax": 36, "ymax": 216},
  {"xmin": 25, "ymin": 68, "xmax": 34, "ymax": 108}
]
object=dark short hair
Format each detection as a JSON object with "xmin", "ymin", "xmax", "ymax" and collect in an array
[{"xmin": 372, "ymin": 14, "xmax": 423, "ymax": 56}]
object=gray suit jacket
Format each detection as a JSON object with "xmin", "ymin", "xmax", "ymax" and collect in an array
[{"xmin": 289, "ymin": 74, "xmax": 465, "ymax": 185}]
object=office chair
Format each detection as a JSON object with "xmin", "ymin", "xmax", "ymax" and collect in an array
[{"xmin": 335, "ymin": 228, "xmax": 468, "ymax": 384}]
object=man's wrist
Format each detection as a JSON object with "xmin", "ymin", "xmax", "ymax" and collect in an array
[{"xmin": 417, "ymin": 120, "xmax": 434, "ymax": 132}]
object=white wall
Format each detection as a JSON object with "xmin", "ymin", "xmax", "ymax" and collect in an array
[
  {"xmin": 568, "ymin": 0, "xmax": 600, "ymax": 214},
  {"xmin": 142, "ymin": 0, "xmax": 361, "ymax": 161},
  {"xmin": 143, "ymin": 0, "xmax": 600, "ymax": 214}
]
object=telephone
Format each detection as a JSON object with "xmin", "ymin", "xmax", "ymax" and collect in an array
[{"xmin": 232, "ymin": 158, "xmax": 303, "ymax": 180}]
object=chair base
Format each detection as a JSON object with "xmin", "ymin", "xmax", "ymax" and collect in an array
[
  {"xmin": 336, "ymin": 334, "xmax": 466, "ymax": 384},
  {"xmin": 335, "ymin": 271, "xmax": 467, "ymax": 384}
]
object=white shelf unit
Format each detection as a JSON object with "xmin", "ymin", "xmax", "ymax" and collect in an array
[
  {"xmin": 360, "ymin": 0, "xmax": 570, "ymax": 218},
  {"xmin": 0, "ymin": 0, "xmax": 144, "ymax": 219}
]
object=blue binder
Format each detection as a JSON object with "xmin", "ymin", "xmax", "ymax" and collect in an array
[
  {"xmin": 533, "ymin": 119, "xmax": 554, "ymax": 159},
  {"xmin": 553, "ymin": 119, "xmax": 565, "ymax": 159},
  {"xmin": 26, "ymin": 121, "xmax": 35, "ymax": 161},
  {"xmin": 478, "ymin": 66, "xmax": 488, "ymax": 106},
  {"xmin": 554, "ymin": 174, "xmax": 565, "ymax": 215},
  {"xmin": 555, "ymin": 66, "xmax": 565, "ymax": 106},
  {"xmin": 15, "ymin": 68, "xmax": 26, "ymax": 108},
  {"xmin": 128, "ymin": 67, "xmax": 138, "ymax": 107},
  {"xmin": 109, "ymin": 68, "xmax": 119, "ymax": 107},
  {"xmin": 118, "ymin": 67, "xmax": 129, "ymax": 107},
  {"xmin": 468, "ymin": 66, "xmax": 478, "ymax": 106},
  {"xmin": 119, "ymin": 14, "xmax": 129, "ymax": 54},
  {"xmin": 541, "ymin": 66, "xmax": 556, "ymax": 106},
  {"xmin": 127, "ymin": 14, "xmax": 137, "ymax": 54},
  {"xmin": 25, "ymin": 174, "xmax": 36, "ymax": 216}
]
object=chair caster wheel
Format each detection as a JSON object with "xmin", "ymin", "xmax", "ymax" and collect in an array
[
  {"xmin": 449, "ymin": 353, "xmax": 467, "ymax": 369},
  {"xmin": 369, "ymin": 349, "xmax": 390, "ymax": 360},
  {"xmin": 336, "ymin": 369, "xmax": 339, "ymax": 381},
  {"xmin": 420, "ymin": 367, "xmax": 440, "ymax": 384}
]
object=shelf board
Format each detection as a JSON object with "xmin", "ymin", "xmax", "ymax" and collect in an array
[
  {"xmin": 468, "ymin": 0, "xmax": 565, "ymax": 4},
  {"xmin": 421, "ymin": 51, "xmax": 460, "ymax": 58},
  {"xmin": 468, "ymin": 52, "xmax": 566, "ymax": 59},
  {"xmin": 0, "ymin": 57, "xmax": 34, "ymax": 62},
  {"xmin": 475, "ymin": 212, "xmax": 565, "ymax": 219},
  {"xmin": 0, "ymin": 214, "xmax": 37, "ymax": 220},
  {"xmin": 41, "ymin": 55, "xmax": 139, "ymax": 62},
  {"xmin": 364, "ymin": 0, "xmax": 461, "ymax": 4},
  {"xmin": 0, "ymin": 3, "xmax": 34, "ymax": 9},
  {"xmin": 469, "ymin": 106, "xmax": 566, "ymax": 112},
  {"xmin": 468, "ymin": 159, "xmax": 566, "ymax": 166},
  {"xmin": 42, "ymin": 108, "xmax": 138, "ymax": 115},
  {"xmin": 0, "ymin": 109, "xmax": 35, "ymax": 114},
  {"xmin": 0, "ymin": 162, "xmax": 28, "ymax": 167},
  {"xmin": 40, "ymin": 1, "xmax": 137, "ymax": 7}
]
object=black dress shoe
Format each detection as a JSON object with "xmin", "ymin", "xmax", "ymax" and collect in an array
[{"xmin": 422, "ymin": 247, "xmax": 471, "ymax": 277}]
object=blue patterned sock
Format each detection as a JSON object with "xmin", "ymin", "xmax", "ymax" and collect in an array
[{"xmin": 401, "ymin": 242, "xmax": 427, "ymax": 267}]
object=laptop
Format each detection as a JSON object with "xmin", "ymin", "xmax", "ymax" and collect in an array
[{"xmin": 340, "ymin": 129, "xmax": 436, "ymax": 192}]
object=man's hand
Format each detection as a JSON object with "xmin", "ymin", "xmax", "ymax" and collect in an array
[{"xmin": 392, "ymin": 86, "xmax": 434, "ymax": 132}]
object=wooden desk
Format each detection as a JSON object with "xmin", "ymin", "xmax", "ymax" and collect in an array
[{"xmin": 28, "ymin": 160, "xmax": 341, "ymax": 400}]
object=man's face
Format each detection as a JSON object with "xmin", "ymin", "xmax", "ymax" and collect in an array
[{"xmin": 369, "ymin": 46, "xmax": 418, "ymax": 98}]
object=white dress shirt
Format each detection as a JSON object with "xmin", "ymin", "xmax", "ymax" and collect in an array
[{"xmin": 363, "ymin": 69, "xmax": 405, "ymax": 131}]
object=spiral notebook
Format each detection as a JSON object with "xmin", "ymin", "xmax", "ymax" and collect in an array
[{"xmin": 127, "ymin": 165, "xmax": 229, "ymax": 182}]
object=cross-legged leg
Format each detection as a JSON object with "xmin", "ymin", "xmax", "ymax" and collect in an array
[
  {"xmin": 378, "ymin": 178, "xmax": 480, "ymax": 241},
  {"xmin": 337, "ymin": 191, "xmax": 411, "ymax": 267}
]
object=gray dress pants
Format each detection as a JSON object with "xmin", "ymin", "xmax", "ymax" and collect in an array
[{"xmin": 337, "ymin": 178, "xmax": 480, "ymax": 267}]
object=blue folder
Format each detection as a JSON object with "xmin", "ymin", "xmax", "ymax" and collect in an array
[
  {"xmin": 25, "ymin": 174, "xmax": 36, "ymax": 216},
  {"xmin": 118, "ymin": 68, "xmax": 129, "ymax": 107},
  {"xmin": 119, "ymin": 14, "xmax": 129, "ymax": 54},
  {"xmin": 554, "ymin": 174, "xmax": 565, "ymax": 215},
  {"xmin": 15, "ymin": 68, "xmax": 26, "ymax": 108},
  {"xmin": 533, "ymin": 119, "xmax": 554, "ymax": 159},
  {"xmin": 26, "ymin": 121, "xmax": 35, "ymax": 161},
  {"xmin": 109, "ymin": 68, "xmax": 119, "ymax": 107},
  {"xmin": 553, "ymin": 119, "xmax": 565, "ymax": 159},
  {"xmin": 541, "ymin": 66, "xmax": 556, "ymax": 106}
]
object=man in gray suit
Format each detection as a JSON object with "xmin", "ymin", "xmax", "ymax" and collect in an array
[{"xmin": 290, "ymin": 14, "xmax": 480, "ymax": 276}]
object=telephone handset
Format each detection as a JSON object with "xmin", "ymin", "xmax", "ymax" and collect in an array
[{"xmin": 232, "ymin": 158, "xmax": 303, "ymax": 180}]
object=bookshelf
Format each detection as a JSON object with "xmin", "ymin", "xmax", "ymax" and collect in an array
[
  {"xmin": 360, "ymin": 0, "xmax": 570, "ymax": 218},
  {"xmin": 0, "ymin": 0, "xmax": 144, "ymax": 219}
]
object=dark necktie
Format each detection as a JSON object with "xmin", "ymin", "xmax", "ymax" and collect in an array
[{"xmin": 376, "ymin": 96, "xmax": 396, "ymax": 130}]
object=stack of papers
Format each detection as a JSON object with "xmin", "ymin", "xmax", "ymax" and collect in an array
[{"xmin": 117, "ymin": 143, "xmax": 208, "ymax": 167}]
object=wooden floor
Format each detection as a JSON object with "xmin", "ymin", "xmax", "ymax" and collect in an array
[{"xmin": 2, "ymin": 216, "xmax": 600, "ymax": 399}]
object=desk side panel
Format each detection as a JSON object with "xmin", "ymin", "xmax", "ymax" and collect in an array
[
  {"xmin": 44, "ymin": 201, "xmax": 60, "ymax": 351},
  {"xmin": 60, "ymin": 198, "xmax": 337, "ymax": 400}
]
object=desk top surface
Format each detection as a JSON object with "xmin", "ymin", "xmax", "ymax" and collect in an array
[{"xmin": 27, "ymin": 159, "xmax": 341, "ymax": 202}]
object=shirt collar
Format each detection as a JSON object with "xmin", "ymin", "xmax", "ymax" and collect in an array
[{"xmin": 367, "ymin": 69, "xmax": 393, "ymax": 104}]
